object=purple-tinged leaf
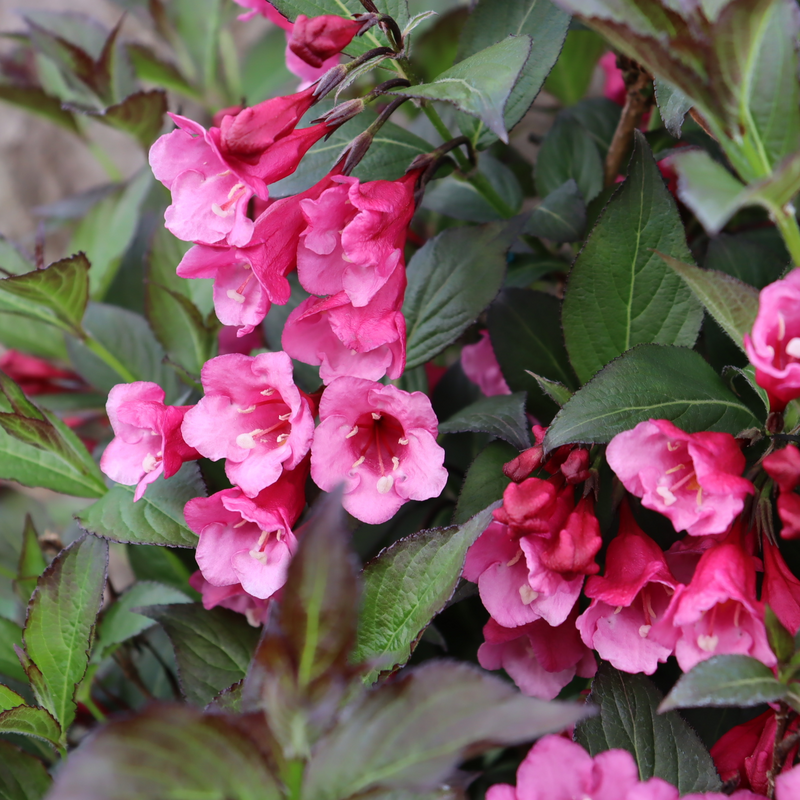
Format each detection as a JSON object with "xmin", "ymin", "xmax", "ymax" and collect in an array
[
  {"xmin": 0, "ymin": 705, "xmax": 61, "ymax": 748},
  {"xmin": 0, "ymin": 740, "xmax": 51, "ymax": 800},
  {"xmin": 0, "ymin": 85, "xmax": 80, "ymax": 134}
]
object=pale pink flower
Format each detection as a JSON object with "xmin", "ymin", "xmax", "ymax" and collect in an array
[
  {"xmin": 100, "ymin": 382, "xmax": 199, "ymax": 501},
  {"xmin": 606, "ymin": 419, "xmax": 754, "ymax": 536},
  {"xmin": 181, "ymin": 352, "xmax": 315, "ymax": 497},
  {"xmin": 310, "ymin": 377, "xmax": 447, "ymax": 524},
  {"xmin": 744, "ymin": 269, "xmax": 800, "ymax": 412},
  {"xmin": 577, "ymin": 503, "xmax": 679, "ymax": 674},
  {"xmin": 189, "ymin": 571, "xmax": 271, "ymax": 627},
  {"xmin": 461, "ymin": 330, "xmax": 511, "ymax": 397}
]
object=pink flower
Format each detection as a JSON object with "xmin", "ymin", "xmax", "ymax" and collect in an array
[
  {"xmin": 100, "ymin": 382, "xmax": 199, "ymax": 501},
  {"xmin": 310, "ymin": 377, "xmax": 447, "ymax": 524},
  {"xmin": 232, "ymin": 0, "xmax": 287, "ymax": 24},
  {"xmin": 296, "ymin": 172, "xmax": 418, "ymax": 307},
  {"xmin": 185, "ymin": 461, "xmax": 307, "ymax": 599},
  {"xmin": 288, "ymin": 15, "xmax": 362, "ymax": 69},
  {"xmin": 600, "ymin": 51, "xmax": 627, "ymax": 106},
  {"xmin": 762, "ymin": 539, "xmax": 800, "ymax": 634},
  {"xmin": 189, "ymin": 571, "xmax": 271, "ymax": 627},
  {"xmin": 606, "ymin": 419, "xmax": 754, "ymax": 536},
  {"xmin": 577, "ymin": 503, "xmax": 679, "ymax": 674},
  {"xmin": 651, "ymin": 534, "xmax": 775, "ymax": 672},
  {"xmin": 764, "ymin": 445, "xmax": 800, "ymax": 539},
  {"xmin": 0, "ymin": 350, "xmax": 84, "ymax": 395},
  {"xmin": 744, "ymin": 269, "xmax": 800, "ymax": 412},
  {"xmin": 181, "ymin": 352, "xmax": 315, "ymax": 497},
  {"xmin": 777, "ymin": 764, "xmax": 800, "ymax": 800},
  {"xmin": 461, "ymin": 330, "xmax": 511, "ymax": 397},
  {"xmin": 478, "ymin": 609, "xmax": 596, "ymax": 700},
  {"xmin": 283, "ymin": 263, "xmax": 406, "ymax": 383}
]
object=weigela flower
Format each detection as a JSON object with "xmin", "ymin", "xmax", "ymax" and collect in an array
[
  {"xmin": 606, "ymin": 419, "xmax": 754, "ymax": 536},
  {"xmin": 232, "ymin": 0, "xmax": 284, "ymax": 23},
  {"xmin": 651, "ymin": 534, "xmax": 775, "ymax": 672},
  {"xmin": 185, "ymin": 461, "xmax": 307, "ymax": 600},
  {"xmin": 764, "ymin": 445, "xmax": 800, "ymax": 539},
  {"xmin": 288, "ymin": 15, "xmax": 362, "ymax": 69},
  {"xmin": 310, "ymin": 377, "xmax": 447, "ymax": 524},
  {"xmin": 189, "ymin": 571, "xmax": 271, "ymax": 627},
  {"xmin": 744, "ymin": 270, "xmax": 800, "ymax": 411},
  {"xmin": 0, "ymin": 350, "xmax": 84, "ymax": 395},
  {"xmin": 182, "ymin": 352, "xmax": 315, "ymax": 497},
  {"xmin": 100, "ymin": 382, "xmax": 199, "ymax": 501},
  {"xmin": 762, "ymin": 539, "xmax": 800, "ymax": 634},
  {"xmin": 461, "ymin": 329, "xmax": 511, "ymax": 397},
  {"xmin": 577, "ymin": 503, "xmax": 679, "ymax": 675},
  {"xmin": 296, "ymin": 171, "xmax": 419, "ymax": 306},
  {"xmin": 478, "ymin": 608, "xmax": 596, "ymax": 700},
  {"xmin": 283, "ymin": 263, "xmax": 406, "ymax": 383},
  {"xmin": 503, "ymin": 425, "xmax": 590, "ymax": 485}
]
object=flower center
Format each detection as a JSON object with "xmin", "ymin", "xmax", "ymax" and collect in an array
[
  {"xmin": 656, "ymin": 448, "xmax": 702, "ymax": 506},
  {"xmin": 345, "ymin": 411, "xmax": 408, "ymax": 493},
  {"xmin": 248, "ymin": 528, "xmax": 282, "ymax": 564},
  {"xmin": 227, "ymin": 264, "xmax": 254, "ymax": 304},
  {"xmin": 212, "ymin": 182, "xmax": 248, "ymax": 218}
]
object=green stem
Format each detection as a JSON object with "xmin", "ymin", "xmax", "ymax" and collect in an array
[
  {"xmin": 83, "ymin": 336, "xmax": 137, "ymax": 383},
  {"xmin": 774, "ymin": 206, "xmax": 800, "ymax": 268},
  {"xmin": 285, "ymin": 759, "xmax": 305, "ymax": 800},
  {"xmin": 82, "ymin": 694, "xmax": 106, "ymax": 723}
]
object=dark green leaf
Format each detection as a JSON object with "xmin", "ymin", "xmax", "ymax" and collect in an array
[
  {"xmin": 0, "ymin": 85, "xmax": 80, "ymax": 134},
  {"xmin": 15, "ymin": 516, "xmax": 47, "ymax": 604},
  {"xmin": 22, "ymin": 533, "xmax": 108, "ymax": 734},
  {"xmin": 71, "ymin": 90, "xmax": 168, "ymax": 150},
  {"xmin": 404, "ymin": 220, "xmax": 521, "ymax": 369},
  {"xmin": 355, "ymin": 504, "xmax": 498, "ymax": 682},
  {"xmin": 126, "ymin": 43, "xmax": 198, "ymax": 99},
  {"xmin": 0, "ymin": 617, "xmax": 26, "ymax": 684},
  {"xmin": 544, "ymin": 345, "xmax": 760, "ymax": 451},
  {"xmin": 765, "ymin": 605, "xmax": 794, "ymax": 664},
  {"xmin": 575, "ymin": 664, "xmax": 721, "ymax": 793},
  {"xmin": 526, "ymin": 179, "xmax": 586, "ymax": 242},
  {"xmin": 141, "ymin": 604, "xmax": 259, "ymax": 706},
  {"xmin": 0, "ymin": 706, "xmax": 60, "ymax": 748},
  {"xmin": 654, "ymin": 79, "xmax": 691, "ymax": 138},
  {"xmin": 77, "ymin": 463, "xmax": 205, "ymax": 548},
  {"xmin": 660, "ymin": 655, "xmax": 789, "ymax": 711},
  {"xmin": 438, "ymin": 392, "xmax": 530, "ymax": 451},
  {"xmin": 47, "ymin": 705, "xmax": 280, "ymax": 800},
  {"xmin": 544, "ymin": 29, "xmax": 606, "ymax": 106},
  {"xmin": 0, "ymin": 740, "xmax": 51, "ymax": 800},
  {"xmin": 563, "ymin": 132, "xmax": 702, "ymax": 383},
  {"xmin": 704, "ymin": 231, "xmax": 788, "ymax": 288},
  {"xmin": 527, "ymin": 371, "xmax": 573, "ymax": 406},
  {"xmin": 453, "ymin": 440, "xmax": 516, "ymax": 525},
  {"xmin": 303, "ymin": 661, "xmax": 590, "ymax": 798},
  {"xmin": 566, "ymin": 98, "xmax": 621, "ymax": 158}
]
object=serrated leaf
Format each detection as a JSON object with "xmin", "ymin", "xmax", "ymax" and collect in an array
[
  {"xmin": 654, "ymin": 79, "xmax": 691, "ymax": 138},
  {"xmin": 15, "ymin": 516, "xmax": 47, "ymax": 604},
  {"xmin": 77, "ymin": 462, "xmax": 205, "ymax": 548},
  {"xmin": 544, "ymin": 29, "xmax": 606, "ymax": 106},
  {"xmin": 438, "ymin": 393, "xmax": 530, "ymax": 451},
  {"xmin": 527, "ymin": 371, "xmax": 573, "ymax": 406},
  {"xmin": 70, "ymin": 90, "xmax": 168, "ymax": 150},
  {"xmin": 22, "ymin": 533, "xmax": 108, "ymax": 734},
  {"xmin": 660, "ymin": 255, "xmax": 759, "ymax": 354},
  {"xmin": 562, "ymin": 132, "xmax": 703, "ymax": 384},
  {"xmin": 453, "ymin": 440, "xmax": 516, "ymax": 525},
  {"xmin": 0, "ymin": 254, "xmax": 88, "ymax": 336},
  {"xmin": 527, "ymin": 179, "xmax": 587, "ymax": 242},
  {"xmin": 0, "ymin": 617, "xmax": 26, "ymax": 684},
  {"xmin": 0, "ymin": 706, "xmax": 61, "ymax": 748},
  {"xmin": 0, "ymin": 685, "xmax": 24, "ymax": 712},
  {"xmin": 660, "ymin": 655, "xmax": 788, "ymax": 711},
  {"xmin": 0, "ymin": 84, "xmax": 80, "ymax": 134},
  {"xmin": 303, "ymin": 661, "xmax": 590, "ymax": 799},
  {"xmin": 404, "ymin": 220, "xmax": 521, "ymax": 369},
  {"xmin": 385, "ymin": 36, "xmax": 532, "ymax": 143},
  {"xmin": 574, "ymin": 664, "xmax": 721, "ymax": 793},
  {"xmin": 0, "ymin": 740, "xmax": 51, "ymax": 800},
  {"xmin": 355, "ymin": 504, "xmax": 498, "ymax": 682},
  {"xmin": 544, "ymin": 344, "xmax": 760, "ymax": 451},
  {"xmin": 96, "ymin": 581, "xmax": 191, "ymax": 659},
  {"xmin": 47, "ymin": 705, "xmax": 280, "ymax": 800},
  {"xmin": 141, "ymin": 604, "xmax": 259, "ymax": 706}
]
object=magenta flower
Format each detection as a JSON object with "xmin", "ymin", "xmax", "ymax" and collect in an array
[
  {"xmin": 478, "ymin": 608, "xmax": 596, "ymax": 700},
  {"xmin": 763, "ymin": 445, "xmax": 800, "ymax": 539},
  {"xmin": 288, "ymin": 15, "xmax": 362, "ymax": 69},
  {"xmin": 577, "ymin": 503, "xmax": 679, "ymax": 674},
  {"xmin": 185, "ymin": 461, "xmax": 307, "ymax": 599},
  {"xmin": 283, "ymin": 263, "xmax": 407, "ymax": 383},
  {"xmin": 744, "ymin": 269, "xmax": 800, "ymax": 412},
  {"xmin": 181, "ymin": 352, "xmax": 315, "ymax": 497},
  {"xmin": 296, "ymin": 172, "xmax": 418, "ymax": 306},
  {"xmin": 310, "ymin": 377, "xmax": 447, "ymax": 524},
  {"xmin": 461, "ymin": 330, "xmax": 511, "ymax": 397},
  {"xmin": 762, "ymin": 539, "xmax": 800, "ymax": 635},
  {"xmin": 606, "ymin": 419, "xmax": 754, "ymax": 536},
  {"xmin": 100, "ymin": 382, "xmax": 199, "ymax": 501},
  {"xmin": 189, "ymin": 571, "xmax": 271, "ymax": 627},
  {"xmin": 231, "ymin": 0, "xmax": 285, "ymax": 23}
]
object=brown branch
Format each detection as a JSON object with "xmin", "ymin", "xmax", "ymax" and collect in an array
[
  {"xmin": 603, "ymin": 57, "xmax": 654, "ymax": 187},
  {"xmin": 768, "ymin": 703, "xmax": 793, "ymax": 798}
]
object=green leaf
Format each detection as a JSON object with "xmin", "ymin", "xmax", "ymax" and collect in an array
[
  {"xmin": 0, "ymin": 254, "xmax": 88, "ymax": 336},
  {"xmin": 0, "ymin": 740, "xmax": 51, "ymax": 800},
  {"xmin": 66, "ymin": 302, "xmax": 181, "ymax": 401},
  {"xmin": 575, "ymin": 664, "xmax": 721, "ymax": 793},
  {"xmin": 15, "ymin": 516, "xmax": 47, "ymax": 604},
  {"xmin": 69, "ymin": 170, "xmax": 152, "ymax": 298},
  {"xmin": 126, "ymin": 544, "xmax": 197, "ymax": 594},
  {"xmin": 544, "ymin": 29, "xmax": 606, "ymax": 106},
  {"xmin": 453, "ymin": 440, "xmax": 516, "ymax": 525},
  {"xmin": 660, "ymin": 255, "xmax": 759, "ymax": 354},
  {"xmin": 385, "ymin": 36, "xmax": 532, "ymax": 143},
  {"xmin": 527, "ymin": 371, "xmax": 573, "ymax": 406},
  {"xmin": 0, "ymin": 685, "xmax": 24, "ymax": 712},
  {"xmin": 535, "ymin": 112, "xmax": 603, "ymax": 203},
  {"xmin": 438, "ymin": 392, "xmax": 531, "ymax": 451},
  {"xmin": 0, "ymin": 85, "xmax": 80, "ymax": 134},
  {"xmin": 0, "ymin": 706, "xmax": 61, "ymax": 748},
  {"xmin": 654, "ymin": 79, "xmax": 691, "ymax": 138},
  {"xmin": 141, "ymin": 604, "xmax": 259, "ymax": 706},
  {"xmin": 96, "ymin": 581, "xmax": 191, "ymax": 659},
  {"xmin": 544, "ymin": 345, "xmax": 760, "ymax": 451},
  {"xmin": 765, "ymin": 605, "xmax": 794, "ymax": 664},
  {"xmin": 660, "ymin": 655, "xmax": 789, "ymax": 711},
  {"xmin": 566, "ymin": 98, "xmax": 621, "ymax": 158},
  {"xmin": 526, "ymin": 179, "xmax": 587, "ymax": 242},
  {"xmin": 126, "ymin": 43, "xmax": 198, "ymax": 99},
  {"xmin": 22, "ymin": 533, "xmax": 108, "ymax": 734},
  {"xmin": 47, "ymin": 705, "xmax": 281, "ymax": 800},
  {"xmin": 355, "ymin": 504, "xmax": 498, "ymax": 682},
  {"xmin": 487, "ymin": 288, "xmax": 578, "ymax": 423},
  {"xmin": 704, "ymin": 230, "xmax": 788, "ymax": 288},
  {"xmin": 0, "ymin": 617, "xmax": 27, "ymax": 684},
  {"xmin": 77, "ymin": 462, "xmax": 205, "ymax": 548},
  {"xmin": 562, "ymin": 131, "xmax": 703, "ymax": 384},
  {"xmin": 303, "ymin": 661, "xmax": 590, "ymax": 799},
  {"xmin": 456, "ymin": 0, "xmax": 570, "ymax": 147},
  {"xmin": 404, "ymin": 220, "xmax": 521, "ymax": 369}
]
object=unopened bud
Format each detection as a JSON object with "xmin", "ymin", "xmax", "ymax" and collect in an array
[
  {"xmin": 314, "ymin": 63, "xmax": 349, "ymax": 98},
  {"xmin": 317, "ymin": 98, "xmax": 366, "ymax": 127},
  {"xmin": 561, "ymin": 448, "xmax": 591, "ymax": 485},
  {"xmin": 503, "ymin": 445, "xmax": 543, "ymax": 482}
]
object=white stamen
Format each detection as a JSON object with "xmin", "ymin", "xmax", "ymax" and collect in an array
[
  {"xmin": 350, "ymin": 349, "xmax": 358, "ymax": 356},
  {"xmin": 377, "ymin": 475, "xmax": 394, "ymax": 494},
  {"xmin": 236, "ymin": 432, "xmax": 257, "ymax": 449},
  {"xmin": 249, "ymin": 549, "xmax": 268, "ymax": 564},
  {"xmin": 255, "ymin": 530, "xmax": 269, "ymax": 548},
  {"xmin": 245, "ymin": 608, "xmax": 261, "ymax": 627},
  {"xmin": 667, "ymin": 441, "xmax": 681, "ymax": 451},
  {"xmin": 519, "ymin": 585, "xmax": 538, "ymax": 605},
  {"xmin": 217, "ymin": 170, "xmax": 232, "ymax": 177},
  {"xmin": 345, "ymin": 425, "xmax": 359, "ymax": 439},
  {"xmin": 226, "ymin": 289, "xmax": 246, "ymax": 303},
  {"xmin": 638, "ymin": 624, "xmax": 651, "ymax": 638},
  {"xmin": 227, "ymin": 182, "xmax": 246, "ymax": 200},
  {"xmin": 233, "ymin": 519, "xmax": 247, "ymax": 529},
  {"xmin": 352, "ymin": 455, "xmax": 365, "ymax": 469},
  {"xmin": 778, "ymin": 312, "xmax": 787, "ymax": 341},
  {"xmin": 786, "ymin": 337, "xmax": 800, "ymax": 359},
  {"xmin": 278, "ymin": 412, "xmax": 292, "ymax": 421},
  {"xmin": 371, "ymin": 412, "xmax": 382, "ymax": 420},
  {"xmin": 697, "ymin": 634, "xmax": 719, "ymax": 653},
  {"xmin": 276, "ymin": 530, "xmax": 282, "ymax": 542},
  {"xmin": 237, "ymin": 405, "xmax": 256, "ymax": 414},
  {"xmin": 391, "ymin": 456, "xmax": 400, "ymax": 471},
  {"xmin": 506, "ymin": 549, "xmax": 523, "ymax": 567},
  {"xmin": 696, "ymin": 487, "xmax": 703, "ymax": 506},
  {"xmin": 665, "ymin": 464, "xmax": 686, "ymax": 474},
  {"xmin": 342, "ymin": 253, "xmax": 353, "ymax": 263},
  {"xmin": 212, "ymin": 203, "xmax": 233, "ymax": 218},
  {"xmin": 656, "ymin": 485, "xmax": 677, "ymax": 506},
  {"xmin": 398, "ymin": 437, "xmax": 409, "ymax": 445},
  {"xmin": 614, "ymin": 606, "xmax": 623, "ymax": 615},
  {"xmin": 142, "ymin": 453, "xmax": 158, "ymax": 473},
  {"xmin": 261, "ymin": 388, "xmax": 275, "ymax": 396},
  {"xmin": 276, "ymin": 433, "xmax": 290, "ymax": 443}
]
